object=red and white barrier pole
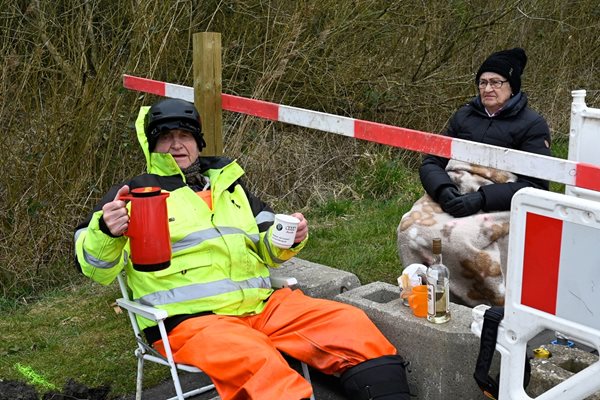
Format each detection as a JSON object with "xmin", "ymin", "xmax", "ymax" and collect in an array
[{"xmin": 123, "ymin": 74, "xmax": 600, "ymax": 192}]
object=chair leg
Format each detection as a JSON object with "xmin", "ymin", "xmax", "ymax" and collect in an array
[
  {"xmin": 136, "ymin": 356, "xmax": 144, "ymax": 400},
  {"xmin": 301, "ymin": 362, "xmax": 316, "ymax": 400},
  {"xmin": 169, "ymin": 363, "xmax": 185, "ymax": 400}
]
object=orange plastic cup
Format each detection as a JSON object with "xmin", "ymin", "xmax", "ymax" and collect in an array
[{"xmin": 408, "ymin": 285, "xmax": 428, "ymax": 318}]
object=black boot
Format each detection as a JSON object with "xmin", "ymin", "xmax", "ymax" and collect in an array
[{"xmin": 340, "ymin": 355, "xmax": 411, "ymax": 400}]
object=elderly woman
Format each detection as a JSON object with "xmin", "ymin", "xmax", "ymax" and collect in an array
[{"xmin": 398, "ymin": 47, "xmax": 551, "ymax": 307}]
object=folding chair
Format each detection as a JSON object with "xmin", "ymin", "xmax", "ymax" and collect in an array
[{"xmin": 116, "ymin": 273, "xmax": 316, "ymax": 400}]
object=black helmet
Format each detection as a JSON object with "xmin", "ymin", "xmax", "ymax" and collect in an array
[{"xmin": 144, "ymin": 98, "xmax": 206, "ymax": 151}]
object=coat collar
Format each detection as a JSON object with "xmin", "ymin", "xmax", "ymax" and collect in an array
[{"xmin": 471, "ymin": 92, "xmax": 527, "ymax": 118}]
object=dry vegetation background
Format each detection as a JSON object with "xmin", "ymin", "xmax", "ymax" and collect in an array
[{"xmin": 1, "ymin": 0, "xmax": 599, "ymax": 300}]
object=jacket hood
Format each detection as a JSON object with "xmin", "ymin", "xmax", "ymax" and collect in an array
[
  {"xmin": 135, "ymin": 106, "xmax": 184, "ymax": 177},
  {"xmin": 134, "ymin": 106, "xmax": 241, "ymax": 184}
]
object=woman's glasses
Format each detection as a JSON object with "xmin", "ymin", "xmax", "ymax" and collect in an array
[{"xmin": 478, "ymin": 79, "xmax": 508, "ymax": 89}]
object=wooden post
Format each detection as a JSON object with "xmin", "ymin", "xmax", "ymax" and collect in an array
[{"xmin": 193, "ymin": 32, "xmax": 223, "ymax": 156}]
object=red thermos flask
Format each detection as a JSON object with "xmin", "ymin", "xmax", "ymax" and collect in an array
[{"xmin": 120, "ymin": 187, "xmax": 171, "ymax": 272}]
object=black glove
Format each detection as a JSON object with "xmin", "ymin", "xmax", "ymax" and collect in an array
[
  {"xmin": 437, "ymin": 186, "xmax": 461, "ymax": 213},
  {"xmin": 445, "ymin": 191, "xmax": 484, "ymax": 218}
]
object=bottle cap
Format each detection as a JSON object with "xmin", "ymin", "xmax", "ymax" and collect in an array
[
  {"xmin": 432, "ymin": 238, "xmax": 442, "ymax": 254},
  {"xmin": 532, "ymin": 347, "xmax": 551, "ymax": 359}
]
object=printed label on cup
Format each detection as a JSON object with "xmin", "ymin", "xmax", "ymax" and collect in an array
[{"xmin": 271, "ymin": 214, "xmax": 300, "ymax": 249}]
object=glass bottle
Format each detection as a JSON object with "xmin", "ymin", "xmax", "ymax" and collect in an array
[{"xmin": 427, "ymin": 238, "xmax": 450, "ymax": 323}]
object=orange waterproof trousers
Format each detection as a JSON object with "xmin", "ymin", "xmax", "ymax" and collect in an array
[{"xmin": 154, "ymin": 288, "xmax": 396, "ymax": 400}]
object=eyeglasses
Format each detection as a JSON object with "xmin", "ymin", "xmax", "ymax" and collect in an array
[{"xmin": 478, "ymin": 79, "xmax": 508, "ymax": 89}]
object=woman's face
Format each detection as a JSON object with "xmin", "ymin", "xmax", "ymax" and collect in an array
[
  {"xmin": 478, "ymin": 72, "xmax": 512, "ymax": 114},
  {"xmin": 154, "ymin": 129, "xmax": 199, "ymax": 169}
]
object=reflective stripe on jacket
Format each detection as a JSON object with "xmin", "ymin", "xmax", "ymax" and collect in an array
[{"xmin": 74, "ymin": 106, "xmax": 306, "ymax": 331}]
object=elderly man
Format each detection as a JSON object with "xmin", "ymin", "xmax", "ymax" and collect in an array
[{"xmin": 75, "ymin": 98, "xmax": 410, "ymax": 400}]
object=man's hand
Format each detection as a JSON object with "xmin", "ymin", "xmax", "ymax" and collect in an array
[
  {"xmin": 444, "ymin": 192, "xmax": 484, "ymax": 218},
  {"xmin": 101, "ymin": 185, "xmax": 130, "ymax": 236},
  {"xmin": 437, "ymin": 186, "xmax": 461, "ymax": 213},
  {"xmin": 291, "ymin": 212, "xmax": 308, "ymax": 243}
]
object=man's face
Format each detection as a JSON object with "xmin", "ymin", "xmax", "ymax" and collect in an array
[{"xmin": 154, "ymin": 129, "xmax": 199, "ymax": 169}]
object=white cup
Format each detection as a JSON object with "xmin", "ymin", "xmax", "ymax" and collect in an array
[{"xmin": 271, "ymin": 214, "xmax": 300, "ymax": 248}]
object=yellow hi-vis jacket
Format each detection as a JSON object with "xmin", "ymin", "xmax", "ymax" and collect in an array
[{"xmin": 74, "ymin": 106, "xmax": 306, "ymax": 332}]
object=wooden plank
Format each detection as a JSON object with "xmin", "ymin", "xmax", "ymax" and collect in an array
[{"xmin": 193, "ymin": 32, "xmax": 223, "ymax": 156}]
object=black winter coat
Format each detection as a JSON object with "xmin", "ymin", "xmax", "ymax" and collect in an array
[{"xmin": 419, "ymin": 93, "xmax": 551, "ymax": 211}]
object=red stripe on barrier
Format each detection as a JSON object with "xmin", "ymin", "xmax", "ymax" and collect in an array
[
  {"xmin": 123, "ymin": 75, "xmax": 166, "ymax": 96},
  {"xmin": 521, "ymin": 212, "xmax": 562, "ymax": 314},
  {"xmin": 575, "ymin": 163, "xmax": 600, "ymax": 192},
  {"xmin": 222, "ymin": 94, "xmax": 279, "ymax": 121},
  {"xmin": 354, "ymin": 120, "xmax": 452, "ymax": 157}
]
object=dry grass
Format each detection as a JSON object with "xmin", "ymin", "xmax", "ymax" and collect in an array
[{"xmin": 1, "ymin": 0, "xmax": 599, "ymax": 299}]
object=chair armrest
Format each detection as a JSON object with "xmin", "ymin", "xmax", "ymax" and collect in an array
[
  {"xmin": 117, "ymin": 278, "xmax": 297, "ymax": 321},
  {"xmin": 271, "ymin": 276, "xmax": 298, "ymax": 288},
  {"xmin": 116, "ymin": 298, "xmax": 168, "ymax": 322}
]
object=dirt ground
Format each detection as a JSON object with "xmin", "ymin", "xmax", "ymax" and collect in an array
[{"xmin": 0, "ymin": 379, "xmax": 114, "ymax": 400}]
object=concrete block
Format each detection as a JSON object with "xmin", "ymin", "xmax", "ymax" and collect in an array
[
  {"xmin": 528, "ymin": 344, "xmax": 600, "ymax": 399},
  {"xmin": 272, "ymin": 258, "xmax": 361, "ymax": 299},
  {"xmin": 270, "ymin": 260, "xmax": 600, "ymax": 399},
  {"xmin": 335, "ymin": 281, "xmax": 490, "ymax": 400}
]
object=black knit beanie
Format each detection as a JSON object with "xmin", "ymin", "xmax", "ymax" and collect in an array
[{"xmin": 475, "ymin": 47, "xmax": 528, "ymax": 94}]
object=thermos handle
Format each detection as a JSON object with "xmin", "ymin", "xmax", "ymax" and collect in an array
[{"xmin": 117, "ymin": 194, "xmax": 133, "ymax": 237}]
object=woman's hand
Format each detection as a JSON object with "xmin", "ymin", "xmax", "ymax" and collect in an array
[
  {"xmin": 445, "ymin": 192, "xmax": 484, "ymax": 218},
  {"xmin": 438, "ymin": 186, "xmax": 461, "ymax": 213}
]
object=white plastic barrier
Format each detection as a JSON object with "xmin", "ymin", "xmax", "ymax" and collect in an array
[
  {"xmin": 566, "ymin": 90, "xmax": 600, "ymax": 201},
  {"xmin": 471, "ymin": 90, "xmax": 600, "ymax": 399},
  {"xmin": 472, "ymin": 188, "xmax": 600, "ymax": 399}
]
